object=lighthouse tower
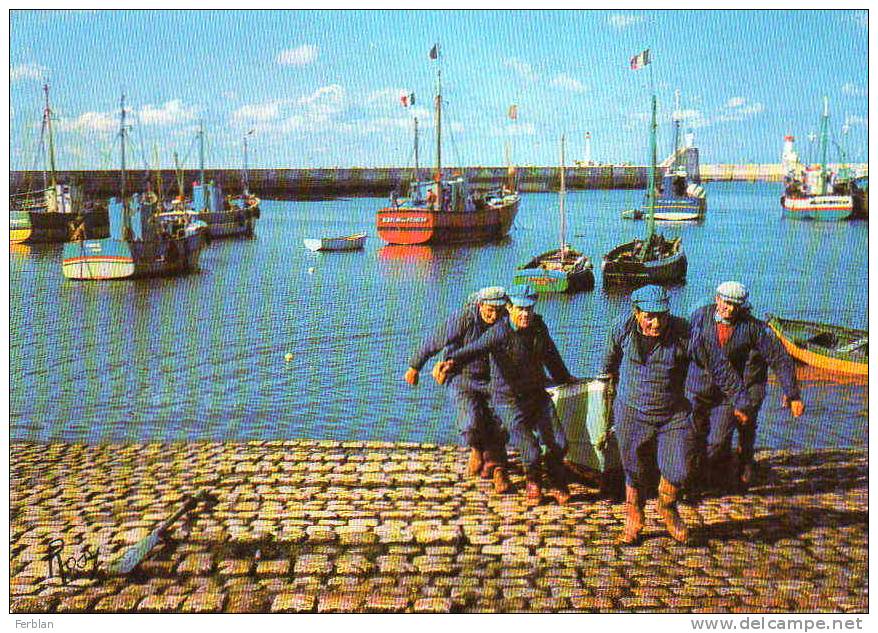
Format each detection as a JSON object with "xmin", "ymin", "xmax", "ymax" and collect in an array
[
  {"xmin": 782, "ymin": 135, "xmax": 800, "ymax": 176},
  {"xmin": 584, "ymin": 131, "xmax": 593, "ymax": 165}
]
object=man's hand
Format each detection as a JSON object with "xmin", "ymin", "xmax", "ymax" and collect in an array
[
  {"xmin": 783, "ymin": 396, "xmax": 805, "ymax": 418},
  {"xmin": 404, "ymin": 367, "xmax": 419, "ymax": 386},
  {"xmin": 432, "ymin": 360, "xmax": 454, "ymax": 385},
  {"xmin": 733, "ymin": 409, "xmax": 750, "ymax": 425}
]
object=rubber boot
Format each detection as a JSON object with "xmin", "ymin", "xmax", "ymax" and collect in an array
[
  {"xmin": 618, "ymin": 485, "xmax": 645, "ymax": 545},
  {"xmin": 657, "ymin": 477, "xmax": 690, "ymax": 544},
  {"xmin": 480, "ymin": 449, "xmax": 501, "ymax": 479},
  {"xmin": 467, "ymin": 448, "xmax": 484, "ymax": 478},
  {"xmin": 492, "ymin": 466, "xmax": 511, "ymax": 494},
  {"xmin": 544, "ymin": 456, "xmax": 571, "ymax": 505},
  {"xmin": 524, "ymin": 468, "xmax": 543, "ymax": 505}
]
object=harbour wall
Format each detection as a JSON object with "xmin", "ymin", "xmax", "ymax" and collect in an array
[{"xmin": 9, "ymin": 163, "xmax": 867, "ymax": 199}]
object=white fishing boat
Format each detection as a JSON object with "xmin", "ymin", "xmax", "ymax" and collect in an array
[{"xmin": 304, "ymin": 233, "xmax": 367, "ymax": 252}]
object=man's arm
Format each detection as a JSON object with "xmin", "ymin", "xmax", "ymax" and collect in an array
[
  {"xmin": 600, "ymin": 322, "xmax": 624, "ymax": 379},
  {"xmin": 756, "ymin": 324, "xmax": 804, "ymax": 416},
  {"xmin": 404, "ymin": 310, "xmax": 468, "ymax": 385},
  {"xmin": 687, "ymin": 324, "xmax": 752, "ymax": 417},
  {"xmin": 445, "ymin": 322, "xmax": 506, "ymax": 367}
]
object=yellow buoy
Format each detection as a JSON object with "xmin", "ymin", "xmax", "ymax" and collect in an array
[
  {"xmin": 284, "ymin": 353, "xmax": 293, "ymax": 362},
  {"xmin": 308, "ymin": 267, "xmax": 315, "ymax": 274}
]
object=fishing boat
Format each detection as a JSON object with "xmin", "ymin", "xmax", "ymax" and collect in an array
[
  {"xmin": 304, "ymin": 233, "xmax": 366, "ymax": 252},
  {"xmin": 186, "ymin": 123, "xmax": 260, "ymax": 238},
  {"xmin": 766, "ymin": 314, "xmax": 867, "ymax": 376},
  {"xmin": 851, "ymin": 176, "xmax": 868, "ymax": 218},
  {"xmin": 653, "ymin": 90, "xmax": 706, "ymax": 221},
  {"xmin": 781, "ymin": 98, "xmax": 854, "ymax": 221},
  {"xmin": 61, "ymin": 95, "xmax": 207, "ymax": 281},
  {"xmin": 515, "ymin": 135, "xmax": 593, "ymax": 293},
  {"xmin": 376, "ymin": 45, "xmax": 520, "ymax": 245},
  {"xmin": 603, "ymin": 56, "xmax": 687, "ymax": 287},
  {"xmin": 10, "ymin": 84, "xmax": 108, "ymax": 244}
]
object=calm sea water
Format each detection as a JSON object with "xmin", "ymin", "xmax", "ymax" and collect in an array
[{"xmin": 9, "ymin": 182, "xmax": 868, "ymax": 450}]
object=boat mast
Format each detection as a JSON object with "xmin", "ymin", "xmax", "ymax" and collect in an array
[
  {"xmin": 819, "ymin": 96, "xmax": 829, "ymax": 195},
  {"xmin": 434, "ymin": 45, "xmax": 443, "ymax": 209},
  {"xmin": 671, "ymin": 89, "xmax": 681, "ymax": 169},
  {"xmin": 559, "ymin": 134, "xmax": 567, "ymax": 257},
  {"xmin": 44, "ymin": 83, "xmax": 58, "ymax": 190},
  {"xmin": 173, "ymin": 151, "xmax": 185, "ymax": 200},
  {"xmin": 153, "ymin": 144, "xmax": 164, "ymax": 206},
  {"xmin": 413, "ymin": 116, "xmax": 420, "ymax": 191},
  {"xmin": 198, "ymin": 120, "xmax": 206, "ymax": 209},
  {"xmin": 643, "ymin": 94, "xmax": 658, "ymax": 253},
  {"xmin": 242, "ymin": 129, "xmax": 253, "ymax": 196},
  {"xmin": 119, "ymin": 93, "xmax": 132, "ymax": 234}
]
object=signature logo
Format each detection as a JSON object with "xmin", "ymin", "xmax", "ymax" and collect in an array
[{"xmin": 41, "ymin": 538, "xmax": 101, "ymax": 584}]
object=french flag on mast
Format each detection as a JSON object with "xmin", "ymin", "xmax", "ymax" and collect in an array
[
  {"xmin": 400, "ymin": 92, "xmax": 415, "ymax": 108},
  {"xmin": 630, "ymin": 48, "xmax": 651, "ymax": 70}
]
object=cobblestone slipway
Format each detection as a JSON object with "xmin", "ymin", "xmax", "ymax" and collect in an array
[{"xmin": 10, "ymin": 442, "xmax": 867, "ymax": 613}]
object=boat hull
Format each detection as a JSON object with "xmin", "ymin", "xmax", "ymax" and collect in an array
[
  {"xmin": 781, "ymin": 195, "xmax": 854, "ymax": 221},
  {"xmin": 61, "ymin": 233, "xmax": 205, "ymax": 280},
  {"xmin": 376, "ymin": 199, "xmax": 519, "ymax": 245},
  {"xmin": 653, "ymin": 195, "xmax": 706, "ymax": 221},
  {"xmin": 196, "ymin": 208, "xmax": 257, "ymax": 238},
  {"xmin": 602, "ymin": 240, "xmax": 687, "ymax": 286},
  {"xmin": 304, "ymin": 234, "xmax": 366, "ymax": 252},
  {"xmin": 514, "ymin": 266, "xmax": 594, "ymax": 293},
  {"xmin": 9, "ymin": 208, "xmax": 109, "ymax": 244},
  {"xmin": 767, "ymin": 315, "xmax": 867, "ymax": 376}
]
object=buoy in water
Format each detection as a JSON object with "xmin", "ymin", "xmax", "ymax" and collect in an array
[
  {"xmin": 284, "ymin": 353, "xmax": 293, "ymax": 362},
  {"xmin": 308, "ymin": 267, "xmax": 315, "ymax": 274}
]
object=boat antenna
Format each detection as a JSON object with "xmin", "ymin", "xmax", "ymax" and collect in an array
[
  {"xmin": 559, "ymin": 134, "xmax": 567, "ymax": 258},
  {"xmin": 431, "ymin": 42, "xmax": 442, "ymax": 209},
  {"xmin": 413, "ymin": 116, "xmax": 420, "ymax": 196},
  {"xmin": 153, "ymin": 143, "xmax": 164, "ymax": 206},
  {"xmin": 43, "ymin": 83, "xmax": 58, "ymax": 191},
  {"xmin": 120, "ymin": 93, "xmax": 128, "ymax": 206}
]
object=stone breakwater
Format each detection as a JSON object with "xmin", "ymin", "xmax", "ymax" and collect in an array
[{"xmin": 10, "ymin": 441, "xmax": 867, "ymax": 614}]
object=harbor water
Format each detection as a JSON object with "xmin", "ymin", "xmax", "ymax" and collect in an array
[{"xmin": 10, "ymin": 182, "xmax": 867, "ymax": 449}]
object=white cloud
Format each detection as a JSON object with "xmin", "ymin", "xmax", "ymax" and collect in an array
[
  {"xmin": 57, "ymin": 110, "xmax": 118, "ymax": 133},
  {"xmin": 277, "ymin": 44, "xmax": 318, "ymax": 66},
  {"xmin": 725, "ymin": 96, "xmax": 746, "ymax": 108},
  {"xmin": 365, "ymin": 88, "xmax": 410, "ymax": 105},
  {"xmin": 550, "ymin": 73, "xmax": 586, "ymax": 93},
  {"xmin": 849, "ymin": 10, "xmax": 867, "ymax": 28},
  {"xmin": 137, "ymin": 99, "xmax": 198, "ymax": 125},
  {"xmin": 10, "ymin": 63, "xmax": 46, "ymax": 82},
  {"xmin": 233, "ymin": 101, "xmax": 283, "ymax": 122},
  {"xmin": 717, "ymin": 98, "xmax": 764, "ymax": 122},
  {"xmin": 608, "ymin": 14, "xmax": 645, "ymax": 29},
  {"xmin": 503, "ymin": 57, "xmax": 538, "ymax": 82},
  {"xmin": 844, "ymin": 114, "xmax": 868, "ymax": 127},
  {"xmin": 493, "ymin": 122, "xmax": 535, "ymax": 137},
  {"xmin": 841, "ymin": 82, "xmax": 867, "ymax": 97},
  {"xmin": 298, "ymin": 84, "xmax": 345, "ymax": 115}
]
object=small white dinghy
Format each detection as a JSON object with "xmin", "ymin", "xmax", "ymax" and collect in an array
[{"xmin": 304, "ymin": 233, "xmax": 367, "ymax": 252}]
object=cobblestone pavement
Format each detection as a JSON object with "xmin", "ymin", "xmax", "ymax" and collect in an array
[{"xmin": 10, "ymin": 442, "xmax": 867, "ymax": 613}]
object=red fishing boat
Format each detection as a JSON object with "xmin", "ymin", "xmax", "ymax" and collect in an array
[{"xmin": 376, "ymin": 44, "xmax": 519, "ymax": 245}]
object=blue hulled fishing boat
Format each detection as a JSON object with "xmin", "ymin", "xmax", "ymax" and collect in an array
[
  {"xmin": 61, "ymin": 95, "xmax": 206, "ymax": 281},
  {"xmin": 653, "ymin": 90, "xmax": 706, "ymax": 222}
]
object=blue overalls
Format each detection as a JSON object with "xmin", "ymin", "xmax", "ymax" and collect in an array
[
  {"xmin": 686, "ymin": 304, "xmax": 801, "ymax": 465},
  {"xmin": 601, "ymin": 315, "xmax": 749, "ymax": 488},
  {"xmin": 408, "ymin": 304, "xmax": 506, "ymax": 452},
  {"xmin": 446, "ymin": 315, "xmax": 572, "ymax": 473}
]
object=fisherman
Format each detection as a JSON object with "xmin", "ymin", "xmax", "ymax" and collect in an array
[
  {"xmin": 687, "ymin": 281, "xmax": 805, "ymax": 492},
  {"xmin": 404, "ymin": 287, "xmax": 512, "ymax": 493},
  {"xmin": 601, "ymin": 285, "xmax": 752, "ymax": 545},
  {"xmin": 439, "ymin": 284, "xmax": 575, "ymax": 505}
]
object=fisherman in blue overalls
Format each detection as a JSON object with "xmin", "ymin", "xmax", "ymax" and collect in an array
[
  {"xmin": 405, "ymin": 286, "xmax": 512, "ymax": 494},
  {"xmin": 687, "ymin": 281, "xmax": 805, "ymax": 492},
  {"xmin": 601, "ymin": 285, "xmax": 752, "ymax": 545},
  {"xmin": 440, "ymin": 284, "xmax": 575, "ymax": 505}
]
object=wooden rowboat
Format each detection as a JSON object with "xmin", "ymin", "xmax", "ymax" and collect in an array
[
  {"xmin": 304, "ymin": 233, "xmax": 366, "ymax": 252},
  {"xmin": 766, "ymin": 314, "xmax": 867, "ymax": 376}
]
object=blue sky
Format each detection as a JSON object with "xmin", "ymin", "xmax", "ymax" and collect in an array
[{"xmin": 9, "ymin": 9, "xmax": 869, "ymax": 170}]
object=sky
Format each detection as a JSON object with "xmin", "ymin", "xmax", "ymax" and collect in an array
[{"xmin": 8, "ymin": 8, "xmax": 870, "ymax": 170}]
